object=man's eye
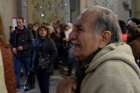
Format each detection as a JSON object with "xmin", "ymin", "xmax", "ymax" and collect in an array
[
  {"xmin": 78, "ymin": 27, "xmax": 82, "ymax": 31},
  {"xmin": 77, "ymin": 26, "xmax": 83, "ymax": 32}
]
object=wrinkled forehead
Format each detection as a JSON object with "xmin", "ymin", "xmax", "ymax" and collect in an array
[
  {"xmin": 73, "ymin": 16, "xmax": 81, "ymax": 28},
  {"xmin": 73, "ymin": 10, "xmax": 97, "ymax": 27}
]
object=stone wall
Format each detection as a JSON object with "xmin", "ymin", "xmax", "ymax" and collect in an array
[
  {"xmin": 0, "ymin": 0, "xmax": 17, "ymax": 40},
  {"xmin": 132, "ymin": 0, "xmax": 140, "ymax": 19},
  {"xmin": 80, "ymin": 0, "xmax": 131, "ymax": 21},
  {"xmin": 27, "ymin": 0, "xmax": 65, "ymax": 23}
]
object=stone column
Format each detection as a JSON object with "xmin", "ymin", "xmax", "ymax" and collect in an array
[
  {"xmin": 132, "ymin": 0, "xmax": 140, "ymax": 19},
  {"xmin": 0, "ymin": 0, "xmax": 17, "ymax": 40},
  {"xmin": 27, "ymin": 0, "xmax": 34, "ymax": 23},
  {"xmin": 80, "ymin": 0, "xmax": 87, "ymax": 12},
  {"xmin": 80, "ymin": 0, "xmax": 131, "ymax": 21},
  {"xmin": 21, "ymin": 0, "xmax": 28, "ymax": 24},
  {"xmin": 64, "ymin": 0, "xmax": 70, "ymax": 23}
]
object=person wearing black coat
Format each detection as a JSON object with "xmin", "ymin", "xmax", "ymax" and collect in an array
[
  {"xmin": 34, "ymin": 25, "xmax": 57, "ymax": 93},
  {"xmin": 127, "ymin": 19, "xmax": 140, "ymax": 68},
  {"xmin": 11, "ymin": 17, "xmax": 33, "ymax": 89}
]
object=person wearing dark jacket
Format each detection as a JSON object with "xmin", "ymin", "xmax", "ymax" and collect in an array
[
  {"xmin": 11, "ymin": 17, "xmax": 32, "ymax": 89},
  {"xmin": 34, "ymin": 26, "xmax": 57, "ymax": 93},
  {"xmin": 127, "ymin": 18, "xmax": 140, "ymax": 67}
]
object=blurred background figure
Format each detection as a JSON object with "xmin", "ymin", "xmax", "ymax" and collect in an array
[
  {"xmin": 32, "ymin": 23, "xmax": 40, "ymax": 39},
  {"xmin": 127, "ymin": 17, "xmax": 140, "ymax": 67},
  {"xmin": 64, "ymin": 23, "xmax": 73, "ymax": 41},
  {"xmin": 51, "ymin": 20, "xmax": 66, "ymax": 70},
  {"xmin": 119, "ymin": 20, "xmax": 128, "ymax": 42},
  {"xmin": 127, "ymin": 17, "xmax": 140, "ymax": 28}
]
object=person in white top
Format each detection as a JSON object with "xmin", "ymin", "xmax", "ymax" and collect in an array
[{"xmin": 64, "ymin": 23, "xmax": 73, "ymax": 41}]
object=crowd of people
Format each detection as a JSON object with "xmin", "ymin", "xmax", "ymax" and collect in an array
[
  {"xmin": 0, "ymin": 5, "xmax": 140, "ymax": 93},
  {"xmin": 9, "ymin": 17, "xmax": 75, "ymax": 93}
]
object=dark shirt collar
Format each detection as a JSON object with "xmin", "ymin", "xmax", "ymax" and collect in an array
[
  {"xmin": 17, "ymin": 26, "xmax": 26, "ymax": 30},
  {"xmin": 75, "ymin": 48, "xmax": 101, "ymax": 93},
  {"xmin": 76, "ymin": 49, "xmax": 101, "ymax": 93},
  {"xmin": 80, "ymin": 48, "xmax": 102, "ymax": 70}
]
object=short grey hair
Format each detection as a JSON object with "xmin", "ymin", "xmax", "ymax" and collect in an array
[{"xmin": 83, "ymin": 5, "xmax": 121, "ymax": 42}]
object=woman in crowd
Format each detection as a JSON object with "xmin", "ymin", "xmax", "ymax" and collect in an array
[{"xmin": 34, "ymin": 25, "xmax": 57, "ymax": 93}]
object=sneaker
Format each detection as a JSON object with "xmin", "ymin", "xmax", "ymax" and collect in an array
[{"xmin": 24, "ymin": 85, "xmax": 34, "ymax": 92}]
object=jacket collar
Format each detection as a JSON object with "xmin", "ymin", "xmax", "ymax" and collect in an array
[{"xmin": 85, "ymin": 42, "xmax": 140, "ymax": 78}]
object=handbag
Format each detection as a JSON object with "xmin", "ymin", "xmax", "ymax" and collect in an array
[
  {"xmin": 38, "ymin": 56, "xmax": 50, "ymax": 70},
  {"xmin": 24, "ymin": 69, "xmax": 35, "ymax": 91}
]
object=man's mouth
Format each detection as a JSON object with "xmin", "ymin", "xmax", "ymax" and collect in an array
[{"xmin": 72, "ymin": 43, "xmax": 81, "ymax": 48}]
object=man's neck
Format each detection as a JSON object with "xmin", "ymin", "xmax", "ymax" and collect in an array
[
  {"xmin": 18, "ymin": 26, "xmax": 24, "ymax": 30},
  {"xmin": 80, "ymin": 48, "xmax": 102, "ymax": 68}
]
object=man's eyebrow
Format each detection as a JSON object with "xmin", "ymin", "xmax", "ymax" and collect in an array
[{"xmin": 74, "ymin": 23, "xmax": 82, "ymax": 28}]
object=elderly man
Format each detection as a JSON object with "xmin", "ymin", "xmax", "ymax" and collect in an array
[{"xmin": 57, "ymin": 6, "xmax": 140, "ymax": 93}]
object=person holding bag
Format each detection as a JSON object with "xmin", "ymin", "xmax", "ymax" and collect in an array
[{"xmin": 34, "ymin": 25, "xmax": 57, "ymax": 93}]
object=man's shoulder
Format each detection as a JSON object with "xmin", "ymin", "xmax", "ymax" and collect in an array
[
  {"xmin": 84, "ymin": 60, "xmax": 140, "ymax": 85},
  {"xmin": 81, "ymin": 60, "xmax": 140, "ymax": 93},
  {"xmin": 93, "ymin": 60, "xmax": 136, "ymax": 76}
]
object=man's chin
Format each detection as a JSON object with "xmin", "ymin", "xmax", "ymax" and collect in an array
[{"xmin": 74, "ymin": 53, "xmax": 85, "ymax": 62}]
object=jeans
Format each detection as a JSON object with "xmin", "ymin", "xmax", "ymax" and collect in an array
[{"xmin": 14, "ymin": 56, "xmax": 31, "ymax": 88}]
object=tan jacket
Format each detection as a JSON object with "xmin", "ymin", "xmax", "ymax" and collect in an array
[
  {"xmin": 0, "ymin": 45, "xmax": 16, "ymax": 93},
  {"xmin": 81, "ymin": 43, "xmax": 140, "ymax": 93},
  {"xmin": 0, "ymin": 49, "xmax": 8, "ymax": 93}
]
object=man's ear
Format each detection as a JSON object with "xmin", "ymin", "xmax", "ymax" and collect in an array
[{"xmin": 99, "ymin": 31, "xmax": 112, "ymax": 48}]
